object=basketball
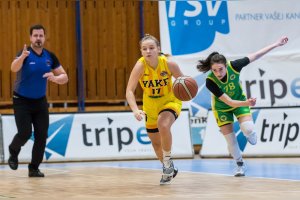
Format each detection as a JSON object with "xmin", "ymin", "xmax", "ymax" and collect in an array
[{"xmin": 172, "ymin": 76, "xmax": 198, "ymax": 101}]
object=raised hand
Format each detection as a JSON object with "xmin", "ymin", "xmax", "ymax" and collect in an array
[
  {"xmin": 276, "ymin": 36, "xmax": 288, "ymax": 46},
  {"xmin": 21, "ymin": 44, "xmax": 30, "ymax": 58}
]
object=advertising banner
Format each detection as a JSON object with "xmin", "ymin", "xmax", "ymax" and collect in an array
[
  {"xmin": 2, "ymin": 110, "xmax": 193, "ymax": 162},
  {"xmin": 159, "ymin": 0, "xmax": 300, "ymax": 144},
  {"xmin": 201, "ymin": 108, "xmax": 300, "ymax": 157}
]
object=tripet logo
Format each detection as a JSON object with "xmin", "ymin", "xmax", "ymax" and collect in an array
[
  {"xmin": 82, "ymin": 118, "xmax": 151, "ymax": 151},
  {"xmin": 31, "ymin": 115, "xmax": 74, "ymax": 160},
  {"xmin": 165, "ymin": 1, "xmax": 229, "ymax": 55},
  {"xmin": 260, "ymin": 112, "xmax": 299, "ymax": 149},
  {"xmin": 242, "ymin": 69, "xmax": 300, "ymax": 106}
]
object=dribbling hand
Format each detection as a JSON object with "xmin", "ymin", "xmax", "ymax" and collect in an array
[{"xmin": 133, "ymin": 110, "xmax": 146, "ymax": 121}]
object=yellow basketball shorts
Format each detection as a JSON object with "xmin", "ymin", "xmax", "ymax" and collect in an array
[{"xmin": 143, "ymin": 93, "xmax": 182, "ymax": 132}]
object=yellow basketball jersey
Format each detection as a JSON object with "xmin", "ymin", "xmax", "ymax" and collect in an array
[
  {"xmin": 138, "ymin": 56, "xmax": 182, "ymax": 130},
  {"xmin": 138, "ymin": 56, "xmax": 173, "ymax": 98}
]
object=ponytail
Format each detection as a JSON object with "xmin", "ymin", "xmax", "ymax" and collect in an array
[
  {"xmin": 196, "ymin": 52, "xmax": 227, "ymax": 73},
  {"xmin": 160, "ymin": 52, "xmax": 171, "ymax": 58}
]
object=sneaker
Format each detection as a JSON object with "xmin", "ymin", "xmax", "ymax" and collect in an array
[
  {"xmin": 160, "ymin": 160, "xmax": 175, "ymax": 185},
  {"xmin": 8, "ymin": 154, "xmax": 18, "ymax": 170},
  {"xmin": 234, "ymin": 161, "xmax": 245, "ymax": 177},
  {"xmin": 29, "ymin": 168, "xmax": 45, "ymax": 177},
  {"xmin": 160, "ymin": 174, "xmax": 173, "ymax": 185},
  {"xmin": 173, "ymin": 167, "xmax": 178, "ymax": 178},
  {"xmin": 246, "ymin": 132, "xmax": 257, "ymax": 145}
]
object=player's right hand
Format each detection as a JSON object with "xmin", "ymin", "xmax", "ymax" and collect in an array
[
  {"xmin": 21, "ymin": 44, "xmax": 30, "ymax": 58},
  {"xmin": 247, "ymin": 97, "xmax": 257, "ymax": 106},
  {"xmin": 133, "ymin": 110, "xmax": 146, "ymax": 121}
]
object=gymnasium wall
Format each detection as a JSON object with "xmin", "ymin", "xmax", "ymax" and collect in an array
[
  {"xmin": 0, "ymin": 0, "xmax": 160, "ymax": 107},
  {"xmin": 0, "ymin": 110, "xmax": 193, "ymax": 163}
]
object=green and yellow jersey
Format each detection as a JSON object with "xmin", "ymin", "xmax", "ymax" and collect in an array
[{"xmin": 207, "ymin": 62, "xmax": 247, "ymax": 112}]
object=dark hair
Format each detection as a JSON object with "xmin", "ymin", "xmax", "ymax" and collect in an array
[
  {"xmin": 30, "ymin": 24, "xmax": 46, "ymax": 35},
  {"xmin": 196, "ymin": 52, "xmax": 227, "ymax": 73}
]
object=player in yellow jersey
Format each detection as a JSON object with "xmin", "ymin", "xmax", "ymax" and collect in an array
[{"xmin": 126, "ymin": 34, "xmax": 184, "ymax": 185}]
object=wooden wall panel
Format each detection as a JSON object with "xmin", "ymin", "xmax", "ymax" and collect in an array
[
  {"xmin": 81, "ymin": 0, "xmax": 144, "ymax": 103},
  {"xmin": 0, "ymin": 0, "xmax": 77, "ymax": 104},
  {"xmin": 143, "ymin": 1, "xmax": 160, "ymax": 42},
  {"xmin": 0, "ymin": 0, "xmax": 14, "ymax": 103},
  {"xmin": 45, "ymin": 0, "xmax": 77, "ymax": 102},
  {"xmin": 0, "ymin": 0, "xmax": 160, "ymax": 108}
]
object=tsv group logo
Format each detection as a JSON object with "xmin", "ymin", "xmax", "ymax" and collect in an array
[{"xmin": 165, "ymin": 1, "xmax": 229, "ymax": 55}]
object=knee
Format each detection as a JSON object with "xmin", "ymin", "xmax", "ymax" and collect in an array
[
  {"xmin": 151, "ymin": 140, "xmax": 161, "ymax": 151},
  {"xmin": 17, "ymin": 131, "xmax": 33, "ymax": 143},
  {"xmin": 240, "ymin": 121, "xmax": 255, "ymax": 136},
  {"xmin": 157, "ymin": 123, "xmax": 170, "ymax": 133}
]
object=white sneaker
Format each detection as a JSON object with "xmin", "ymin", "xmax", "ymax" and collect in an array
[
  {"xmin": 160, "ymin": 174, "xmax": 173, "ymax": 185},
  {"xmin": 160, "ymin": 160, "xmax": 175, "ymax": 185},
  {"xmin": 246, "ymin": 132, "xmax": 257, "ymax": 145},
  {"xmin": 234, "ymin": 162, "xmax": 246, "ymax": 177}
]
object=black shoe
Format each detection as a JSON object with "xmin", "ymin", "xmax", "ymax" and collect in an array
[
  {"xmin": 173, "ymin": 167, "xmax": 178, "ymax": 178},
  {"xmin": 8, "ymin": 154, "xmax": 18, "ymax": 170},
  {"xmin": 29, "ymin": 168, "xmax": 45, "ymax": 177}
]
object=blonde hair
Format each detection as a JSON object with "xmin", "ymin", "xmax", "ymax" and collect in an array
[
  {"xmin": 140, "ymin": 34, "xmax": 171, "ymax": 58},
  {"xmin": 139, "ymin": 33, "xmax": 160, "ymax": 47}
]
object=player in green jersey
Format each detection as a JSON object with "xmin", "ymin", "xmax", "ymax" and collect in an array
[{"xmin": 197, "ymin": 36, "xmax": 288, "ymax": 176}]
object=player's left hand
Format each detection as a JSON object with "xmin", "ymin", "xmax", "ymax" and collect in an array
[
  {"xmin": 133, "ymin": 110, "xmax": 146, "ymax": 121},
  {"xmin": 277, "ymin": 36, "xmax": 288, "ymax": 46}
]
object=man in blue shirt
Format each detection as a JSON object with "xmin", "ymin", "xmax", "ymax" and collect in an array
[{"xmin": 8, "ymin": 24, "xmax": 68, "ymax": 177}]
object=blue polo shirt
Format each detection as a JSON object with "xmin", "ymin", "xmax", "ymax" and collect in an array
[{"xmin": 14, "ymin": 47, "xmax": 60, "ymax": 99}]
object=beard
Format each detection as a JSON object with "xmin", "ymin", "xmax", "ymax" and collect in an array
[{"xmin": 34, "ymin": 41, "xmax": 43, "ymax": 48}]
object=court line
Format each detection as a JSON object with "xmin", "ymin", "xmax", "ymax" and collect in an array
[
  {"xmin": 91, "ymin": 164, "xmax": 300, "ymax": 182},
  {"xmin": 3, "ymin": 161, "xmax": 300, "ymax": 182},
  {"xmin": 3, "ymin": 168, "xmax": 69, "ymax": 178},
  {"xmin": 25, "ymin": 167, "xmax": 300, "ymax": 199}
]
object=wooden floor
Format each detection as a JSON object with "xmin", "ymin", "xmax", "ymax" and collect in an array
[{"xmin": 1, "ymin": 158, "xmax": 300, "ymax": 199}]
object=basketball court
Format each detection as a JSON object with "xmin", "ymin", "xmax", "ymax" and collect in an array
[
  {"xmin": 1, "ymin": 157, "xmax": 300, "ymax": 199},
  {"xmin": 0, "ymin": 1, "xmax": 299, "ymax": 200}
]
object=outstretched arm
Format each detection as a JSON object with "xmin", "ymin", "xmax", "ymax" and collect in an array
[{"xmin": 247, "ymin": 36, "xmax": 288, "ymax": 63}]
